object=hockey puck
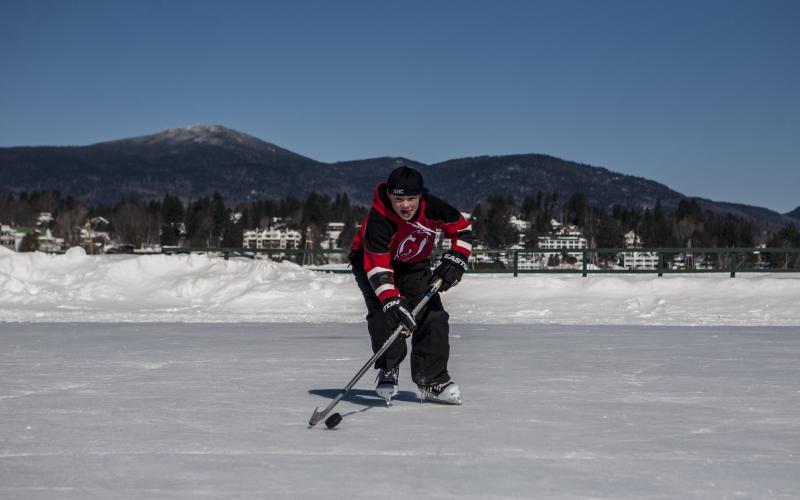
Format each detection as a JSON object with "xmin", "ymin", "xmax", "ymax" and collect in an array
[{"xmin": 324, "ymin": 413, "xmax": 342, "ymax": 429}]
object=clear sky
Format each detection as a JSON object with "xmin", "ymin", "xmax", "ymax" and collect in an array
[{"xmin": 1, "ymin": 0, "xmax": 798, "ymax": 212}]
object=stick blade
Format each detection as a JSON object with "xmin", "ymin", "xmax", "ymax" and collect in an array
[{"xmin": 308, "ymin": 407, "xmax": 324, "ymax": 427}]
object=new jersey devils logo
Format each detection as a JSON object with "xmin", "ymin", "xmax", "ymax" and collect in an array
[{"xmin": 395, "ymin": 227, "xmax": 432, "ymax": 261}]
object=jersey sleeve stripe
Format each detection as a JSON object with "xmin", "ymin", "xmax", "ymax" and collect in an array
[
  {"xmin": 454, "ymin": 240, "xmax": 472, "ymax": 252},
  {"xmin": 367, "ymin": 266, "xmax": 393, "ymax": 279},
  {"xmin": 374, "ymin": 283, "xmax": 396, "ymax": 296}
]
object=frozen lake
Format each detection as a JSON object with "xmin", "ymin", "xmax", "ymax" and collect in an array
[{"xmin": 1, "ymin": 323, "xmax": 799, "ymax": 499}]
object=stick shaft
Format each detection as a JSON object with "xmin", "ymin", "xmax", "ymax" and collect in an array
[{"xmin": 309, "ymin": 279, "xmax": 442, "ymax": 426}]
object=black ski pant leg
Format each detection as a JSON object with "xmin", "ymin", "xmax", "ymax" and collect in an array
[
  {"xmin": 350, "ymin": 252, "xmax": 407, "ymax": 370},
  {"xmin": 395, "ymin": 264, "xmax": 451, "ymax": 387}
]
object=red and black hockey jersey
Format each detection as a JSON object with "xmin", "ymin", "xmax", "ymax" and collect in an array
[{"xmin": 351, "ymin": 183, "xmax": 473, "ymax": 303}]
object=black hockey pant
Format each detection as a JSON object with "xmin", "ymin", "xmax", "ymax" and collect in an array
[{"xmin": 351, "ymin": 251, "xmax": 451, "ymax": 387}]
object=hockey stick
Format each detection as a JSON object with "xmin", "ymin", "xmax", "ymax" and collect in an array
[{"xmin": 308, "ymin": 278, "xmax": 443, "ymax": 428}]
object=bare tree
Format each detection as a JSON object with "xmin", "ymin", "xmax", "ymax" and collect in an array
[{"xmin": 54, "ymin": 204, "xmax": 88, "ymax": 247}]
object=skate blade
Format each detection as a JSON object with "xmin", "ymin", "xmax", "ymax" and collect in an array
[{"xmin": 376, "ymin": 384, "xmax": 398, "ymax": 404}]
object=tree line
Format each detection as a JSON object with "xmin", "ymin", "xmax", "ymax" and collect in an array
[
  {"xmin": 0, "ymin": 191, "xmax": 366, "ymax": 251},
  {"xmin": 2, "ymin": 190, "xmax": 798, "ymax": 255},
  {"xmin": 471, "ymin": 192, "xmax": 800, "ymax": 250}
]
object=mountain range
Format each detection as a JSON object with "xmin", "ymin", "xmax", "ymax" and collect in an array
[{"xmin": 1, "ymin": 125, "xmax": 797, "ymax": 227}]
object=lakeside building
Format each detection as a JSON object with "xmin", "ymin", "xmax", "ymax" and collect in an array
[
  {"xmin": 1, "ymin": 224, "xmax": 18, "ymax": 251},
  {"xmin": 621, "ymin": 230, "xmax": 659, "ymax": 270},
  {"xmin": 243, "ymin": 228, "xmax": 303, "ymax": 250},
  {"xmin": 536, "ymin": 220, "xmax": 588, "ymax": 261}
]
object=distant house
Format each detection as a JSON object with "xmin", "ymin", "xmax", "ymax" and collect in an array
[
  {"xmin": 321, "ymin": 222, "xmax": 345, "ymax": 250},
  {"xmin": 1, "ymin": 224, "xmax": 17, "ymax": 251},
  {"xmin": 243, "ymin": 228, "xmax": 302, "ymax": 250},
  {"xmin": 81, "ymin": 218, "xmax": 112, "ymax": 254},
  {"xmin": 1, "ymin": 222, "xmax": 65, "ymax": 253},
  {"xmin": 37, "ymin": 228, "xmax": 65, "ymax": 253},
  {"xmin": 537, "ymin": 220, "xmax": 587, "ymax": 260},
  {"xmin": 37, "ymin": 212, "xmax": 54, "ymax": 227},
  {"xmin": 622, "ymin": 230, "xmax": 658, "ymax": 270}
]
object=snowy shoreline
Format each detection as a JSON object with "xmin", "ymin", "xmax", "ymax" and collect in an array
[{"xmin": 2, "ymin": 247, "xmax": 800, "ymax": 325}]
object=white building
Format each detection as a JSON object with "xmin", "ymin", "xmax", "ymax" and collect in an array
[
  {"xmin": 321, "ymin": 222, "xmax": 345, "ymax": 250},
  {"xmin": 1, "ymin": 224, "xmax": 18, "ymax": 251},
  {"xmin": 622, "ymin": 230, "xmax": 659, "ymax": 270},
  {"xmin": 243, "ymin": 228, "xmax": 302, "ymax": 250},
  {"xmin": 509, "ymin": 216, "xmax": 529, "ymax": 233},
  {"xmin": 37, "ymin": 229, "xmax": 65, "ymax": 253},
  {"xmin": 537, "ymin": 220, "xmax": 587, "ymax": 261},
  {"xmin": 81, "ymin": 218, "xmax": 112, "ymax": 254},
  {"xmin": 37, "ymin": 212, "xmax": 54, "ymax": 227}
]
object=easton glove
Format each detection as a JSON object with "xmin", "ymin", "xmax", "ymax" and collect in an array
[
  {"xmin": 431, "ymin": 251, "xmax": 468, "ymax": 291},
  {"xmin": 382, "ymin": 297, "xmax": 417, "ymax": 332}
]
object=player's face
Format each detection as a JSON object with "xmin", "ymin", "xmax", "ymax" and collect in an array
[{"xmin": 387, "ymin": 193, "xmax": 421, "ymax": 221}]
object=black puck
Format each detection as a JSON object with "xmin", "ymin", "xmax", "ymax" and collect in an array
[{"xmin": 325, "ymin": 413, "xmax": 342, "ymax": 429}]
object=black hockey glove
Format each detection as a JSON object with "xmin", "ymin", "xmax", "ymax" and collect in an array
[
  {"xmin": 431, "ymin": 251, "xmax": 468, "ymax": 292},
  {"xmin": 382, "ymin": 297, "xmax": 417, "ymax": 333}
]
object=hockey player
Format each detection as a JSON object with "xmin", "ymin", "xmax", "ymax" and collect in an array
[{"xmin": 350, "ymin": 165, "xmax": 473, "ymax": 405}]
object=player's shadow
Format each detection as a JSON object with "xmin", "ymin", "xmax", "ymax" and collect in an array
[{"xmin": 308, "ymin": 388, "xmax": 419, "ymax": 408}]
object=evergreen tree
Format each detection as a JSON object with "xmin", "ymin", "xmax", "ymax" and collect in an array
[
  {"xmin": 766, "ymin": 223, "xmax": 800, "ymax": 269},
  {"xmin": 211, "ymin": 192, "xmax": 227, "ymax": 246},
  {"xmin": 484, "ymin": 195, "xmax": 517, "ymax": 248},
  {"xmin": 20, "ymin": 232, "xmax": 39, "ymax": 252},
  {"xmin": 470, "ymin": 204, "xmax": 487, "ymax": 245},
  {"xmin": 595, "ymin": 214, "xmax": 624, "ymax": 249},
  {"xmin": 652, "ymin": 201, "xmax": 674, "ymax": 247},
  {"xmin": 564, "ymin": 192, "xmax": 588, "ymax": 227},
  {"xmin": 160, "ymin": 194, "xmax": 184, "ymax": 246},
  {"xmin": 221, "ymin": 217, "xmax": 243, "ymax": 247}
]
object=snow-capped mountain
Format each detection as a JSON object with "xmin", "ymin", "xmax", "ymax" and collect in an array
[{"xmin": 94, "ymin": 125, "xmax": 313, "ymax": 162}]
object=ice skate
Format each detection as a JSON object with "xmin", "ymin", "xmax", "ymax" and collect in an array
[
  {"xmin": 418, "ymin": 380, "xmax": 461, "ymax": 405},
  {"xmin": 375, "ymin": 366, "xmax": 399, "ymax": 405}
]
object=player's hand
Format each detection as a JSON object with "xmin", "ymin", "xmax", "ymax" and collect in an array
[
  {"xmin": 431, "ymin": 251, "xmax": 468, "ymax": 291},
  {"xmin": 382, "ymin": 297, "xmax": 416, "ymax": 332}
]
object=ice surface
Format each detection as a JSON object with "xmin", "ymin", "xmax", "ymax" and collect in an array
[
  {"xmin": 2, "ymin": 248, "xmax": 799, "ymax": 497},
  {"xmin": 1, "ymin": 247, "xmax": 799, "ymax": 325},
  {"xmin": 1, "ymin": 323, "xmax": 799, "ymax": 499}
]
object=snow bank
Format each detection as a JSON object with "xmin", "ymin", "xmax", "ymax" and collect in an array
[{"xmin": 1, "ymin": 246, "xmax": 799, "ymax": 325}]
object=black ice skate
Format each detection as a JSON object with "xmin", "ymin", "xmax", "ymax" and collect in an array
[
  {"xmin": 418, "ymin": 380, "xmax": 462, "ymax": 405},
  {"xmin": 375, "ymin": 366, "xmax": 399, "ymax": 405}
]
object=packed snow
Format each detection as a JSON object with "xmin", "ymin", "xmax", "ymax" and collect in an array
[
  {"xmin": 1, "ymin": 246, "xmax": 799, "ymax": 325},
  {"xmin": 2, "ymin": 247, "xmax": 799, "ymax": 499}
]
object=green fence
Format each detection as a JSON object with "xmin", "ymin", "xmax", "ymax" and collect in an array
[{"xmin": 161, "ymin": 247, "xmax": 800, "ymax": 277}]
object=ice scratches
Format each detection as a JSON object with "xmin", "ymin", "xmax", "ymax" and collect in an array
[
  {"xmin": 1, "ymin": 449, "xmax": 795, "ymax": 466},
  {"xmin": 0, "ymin": 382, "xmax": 90, "ymax": 401},
  {"xmin": 511, "ymin": 309, "xmax": 552, "ymax": 318},
  {"xmin": 113, "ymin": 360, "xmax": 183, "ymax": 370},
  {"xmin": 0, "ymin": 359, "xmax": 192, "ymax": 400}
]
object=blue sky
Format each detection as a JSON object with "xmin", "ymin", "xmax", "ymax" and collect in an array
[{"xmin": 1, "ymin": 0, "xmax": 798, "ymax": 212}]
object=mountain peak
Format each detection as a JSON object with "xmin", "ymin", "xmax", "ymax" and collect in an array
[
  {"xmin": 87, "ymin": 125, "xmax": 319, "ymax": 165},
  {"xmin": 123, "ymin": 124, "xmax": 267, "ymax": 148}
]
